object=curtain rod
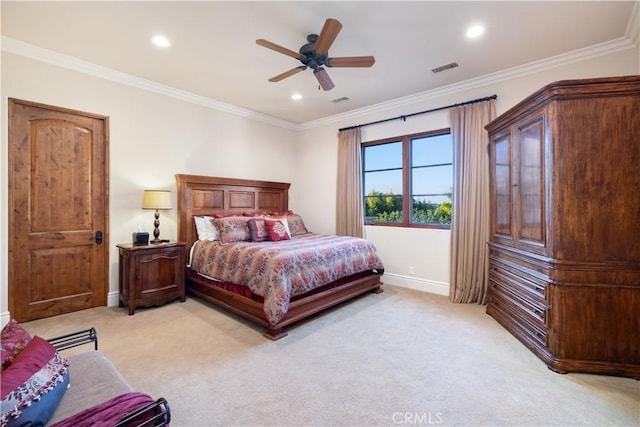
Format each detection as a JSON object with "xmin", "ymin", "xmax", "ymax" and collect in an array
[{"xmin": 338, "ymin": 94, "xmax": 497, "ymax": 132}]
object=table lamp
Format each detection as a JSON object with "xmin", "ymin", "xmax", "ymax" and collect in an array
[{"xmin": 142, "ymin": 190, "xmax": 172, "ymax": 244}]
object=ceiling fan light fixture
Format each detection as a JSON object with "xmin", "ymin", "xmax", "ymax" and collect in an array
[{"xmin": 313, "ymin": 67, "xmax": 335, "ymax": 91}]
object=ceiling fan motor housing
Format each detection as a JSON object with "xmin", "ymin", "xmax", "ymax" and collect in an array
[{"xmin": 299, "ymin": 34, "xmax": 327, "ymax": 69}]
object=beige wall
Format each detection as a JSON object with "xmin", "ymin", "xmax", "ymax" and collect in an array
[
  {"xmin": 0, "ymin": 52, "xmax": 299, "ymax": 321},
  {"xmin": 292, "ymin": 47, "xmax": 639, "ymax": 295},
  {"xmin": 1, "ymin": 37, "xmax": 638, "ymax": 323}
]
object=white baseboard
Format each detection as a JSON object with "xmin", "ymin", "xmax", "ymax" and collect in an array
[
  {"xmin": 107, "ymin": 291, "xmax": 120, "ymax": 307},
  {"xmin": 1, "ymin": 294, "xmax": 121, "ymax": 326},
  {"xmin": 381, "ymin": 273, "xmax": 449, "ymax": 297},
  {"xmin": 1, "ymin": 312, "xmax": 11, "ymax": 327}
]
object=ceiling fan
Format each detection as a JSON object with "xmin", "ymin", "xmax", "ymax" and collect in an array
[{"xmin": 256, "ymin": 18, "xmax": 375, "ymax": 91}]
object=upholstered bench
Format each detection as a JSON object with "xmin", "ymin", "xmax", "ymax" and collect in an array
[{"xmin": 1, "ymin": 323, "xmax": 170, "ymax": 427}]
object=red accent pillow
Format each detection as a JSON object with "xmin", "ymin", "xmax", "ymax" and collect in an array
[
  {"xmin": 1, "ymin": 336, "xmax": 57, "ymax": 398},
  {"xmin": 264, "ymin": 217, "xmax": 291, "ymax": 242},
  {"xmin": 1, "ymin": 320, "xmax": 32, "ymax": 371}
]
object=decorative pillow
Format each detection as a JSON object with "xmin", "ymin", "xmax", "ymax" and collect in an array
[
  {"xmin": 242, "ymin": 211, "xmax": 270, "ymax": 217},
  {"xmin": 247, "ymin": 218, "xmax": 268, "ymax": 242},
  {"xmin": 286, "ymin": 214, "xmax": 310, "ymax": 236},
  {"xmin": 1, "ymin": 320, "xmax": 32, "ymax": 372},
  {"xmin": 8, "ymin": 371, "xmax": 69, "ymax": 427},
  {"xmin": 194, "ymin": 216, "xmax": 219, "ymax": 241},
  {"xmin": 1, "ymin": 336, "xmax": 70, "ymax": 427},
  {"xmin": 264, "ymin": 217, "xmax": 291, "ymax": 242},
  {"xmin": 212, "ymin": 213, "xmax": 238, "ymax": 218},
  {"xmin": 269, "ymin": 210, "xmax": 294, "ymax": 216},
  {"xmin": 213, "ymin": 216, "xmax": 251, "ymax": 243}
]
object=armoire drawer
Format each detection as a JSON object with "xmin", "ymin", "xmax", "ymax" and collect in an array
[
  {"xmin": 489, "ymin": 277, "xmax": 548, "ymax": 325},
  {"xmin": 488, "ymin": 285, "xmax": 548, "ymax": 348},
  {"xmin": 489, "ymin": 256, "xmax": 548, "ymax": 300}
]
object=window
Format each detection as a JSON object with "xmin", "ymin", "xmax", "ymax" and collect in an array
[{"xmin": 362, "ymin": 129, "xmax": 452, "ymax": 228}]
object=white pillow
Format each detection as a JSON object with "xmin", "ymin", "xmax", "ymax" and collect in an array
[{"xmin": 194, "ymin": 216, "xmax": 219, "ymax": 241}]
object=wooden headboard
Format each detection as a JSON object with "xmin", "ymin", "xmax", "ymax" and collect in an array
[{"xmin": 175, "ymin": 174, "xmax": 290, "ymax": 251}]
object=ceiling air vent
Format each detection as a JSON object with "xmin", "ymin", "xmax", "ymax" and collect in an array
[
  {"xmin": 431, "ymin": 62, "xmax": 459, "ymax": 73},
  {"xmin": 331, "ymin": 97, "xmax": 350, "ymax": 103}
]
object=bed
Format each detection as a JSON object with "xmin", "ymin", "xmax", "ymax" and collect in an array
[{"xmin": 176, "ymin": 174, "xmax": 384, "ymax": 340}]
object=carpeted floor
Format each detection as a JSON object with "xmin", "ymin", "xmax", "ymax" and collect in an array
[{"xmin": 22, "ymin": 285, "xmax": 640, "ymax": 427}]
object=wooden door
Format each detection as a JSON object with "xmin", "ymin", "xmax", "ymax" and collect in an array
[{"xmin": 8, "ymin": 99, "xmax": 109, "ymax": 321}]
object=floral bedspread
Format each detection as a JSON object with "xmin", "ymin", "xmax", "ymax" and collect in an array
[{"xmin": 189, "ymin": 233, "xmax": 384, "ymax": 325}]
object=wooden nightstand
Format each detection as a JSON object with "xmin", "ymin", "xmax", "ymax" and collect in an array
[{"xmin": 116, "ymin": 241, "xmax": 186, "ymax": 315}]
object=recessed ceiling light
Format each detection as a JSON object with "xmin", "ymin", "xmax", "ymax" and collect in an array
[
  {"xmin": 152, "ymin": 35, "xmax": 171, "ymax": 48},
  {"xmin": 466, "ymin": 25, "xmax": 485, "ymax": 39},
  {"xmin": 291, "ymin": 93, "xmax": 302, "ymax": 100}
]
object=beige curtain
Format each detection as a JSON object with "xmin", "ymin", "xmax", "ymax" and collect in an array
[
  {"xmin": 336, "ymin": 128, "xmax": 364, "ymax": 237},
  {"xmin": 449, "ymin": 100, "xmax": 496, "ymax": 304}
]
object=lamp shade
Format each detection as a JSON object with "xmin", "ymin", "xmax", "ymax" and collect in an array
[{"xmin": 142, "ymin": 190, "xmax": 172, "ymax": 210}]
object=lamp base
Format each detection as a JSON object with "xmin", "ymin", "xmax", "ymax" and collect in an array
[{"xmin": 151, "ymin": 210, "xmax": 162, "ymax": 244}]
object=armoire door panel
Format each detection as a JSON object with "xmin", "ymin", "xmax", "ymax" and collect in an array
[
  {"xmin": 493, "ymin": 134, "xmax": 513, "ymax": 240},
  {"xmin": 516, "ymin": 116, "xmax": 546, "ymax": 250}
]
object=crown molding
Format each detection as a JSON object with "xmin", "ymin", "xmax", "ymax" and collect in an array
[
  {"xmin": 626, "ymin": 1, "xmax": 640, "ymax": 46},
  {"xmin": 298, "ymin": 35, "xmax": 637, "ymax": 131},
  {"xmin": 1, "ymin": 36, "xmax": 297, "ymax": 131},
  {"xmin": 3, "ymin": 28, "xmax": 637, "ymax": 133}
]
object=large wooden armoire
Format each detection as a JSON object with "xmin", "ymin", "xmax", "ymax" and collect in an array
[{"xmin": 485, "ymin": 75, "xmax": 640, "ymax": 377}]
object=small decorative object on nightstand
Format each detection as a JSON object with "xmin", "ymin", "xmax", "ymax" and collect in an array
[{"xmin": 117, "ymin": 241, "xmax": 186, "ymax": 315}]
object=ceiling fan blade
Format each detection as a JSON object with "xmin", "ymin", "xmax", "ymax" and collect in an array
[
  {"xmin": 313, "ymin": 67, "xmax": 335, "ymax": 91},
  {"xmin": 256, "ymin": 39, "xmax": 304, "ymax": 60},
  {"xmin": 268, "ymin": 66, "xmax": 307, "ymax": 82},
  {"xmin": 314, "ymin": 18, "xmax": 342, "ymax": 56},
  {"xmin": 326, "ymin": 56, "xmax": 376, "ymax": 68}
]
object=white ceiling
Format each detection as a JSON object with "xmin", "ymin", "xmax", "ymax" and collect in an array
[{"xmin": 1, "ymin": 1, "xmax": 637, "ymax": 124}]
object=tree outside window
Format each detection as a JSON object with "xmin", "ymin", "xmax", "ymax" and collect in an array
[{"xmin": 362, "ymin": 129, "xmax": 452, "ymax": 228}]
